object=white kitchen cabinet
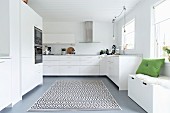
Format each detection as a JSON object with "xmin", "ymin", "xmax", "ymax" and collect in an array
[
  {"xmin": 43, "ymin": 61, "xmax": 59, "ymax": 65},
  {"xmin": 34, "ymin": 64, "xmax": 43, "ymax": 86},
  {"xmin": 43, "ymin": 65, "xmax": 59, "ymax": 75},
  {"xmin": 21, "ymin": 59, "xmax": 42, "ymax": 96},
  {"xmin": 108, "ymin": 56, "xmax": 119, "ymax": 86},
  {"xmin": 99, "ymin": 56, "xmax": 108, "ymax": 75},
  {"xmin": 20, "ymin": 2, "xmax": 42, "ymax": 58},
  {"xmin": 59, "ymin": 66, "xmax": 79, "ymax": 75},
  {"xmin": 43, "ymin": 56, "xmax": 59, "ymax": 61},
  {"xmin": 43, "ymin": 56, "xmax": 59, "ymax": 76},
  {"xmin": 43, "ymin": 34, "xmax": 75, "ymax": 44},
  {"xmin": 59, "ymin": 61, "xmax": 79, "ymax": 66},
  {"xmin": 128, "ymin": 76, "xmax": 170, "ymax": 113},
  {"xmin": 0, "ymin": 59, "xmax": 11, "ymax": 111},
  {"xmin": 58, "ymin": 56, "xmax": 79, "ymax": 61},
  {"xmin": 21, "ymin": 58, "xmax": 34, "ymax": 95},
  {"xmin": 43, "ymin": 55, "xmax": 100, "ymax": 76},
  {"xmin": 79, "ymin": 56, "xmax": 100, "ymax": 75},
  {"xmin": 107, "ymin": 55, "xmax": 141, "ymax": 90},
  {"xmin": 79, "ymin": 66, "xmax": 99, "ymax": 75},
  {"xmin": 20, "ymin": 1, "xmax": 43, "ymax": 96},
  {"xmin": 128, "ymin": 76, "xmax": 153, "ymax": 112}
]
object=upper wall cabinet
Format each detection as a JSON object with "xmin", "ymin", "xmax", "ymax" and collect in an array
[
  {"xmin": 43, "ymin": 34, "xmax": 75, "ymax": 45},
  {"xmin": 20, "ymin": 1, "xmax": 42, "ymax": 58}
]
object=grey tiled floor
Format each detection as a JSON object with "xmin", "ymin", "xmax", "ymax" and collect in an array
[{"xmin": 1, "ymin": 76, "xmax": 146, "ymax": 113}]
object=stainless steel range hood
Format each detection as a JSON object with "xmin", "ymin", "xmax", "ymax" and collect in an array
[{"xmin": 79, "ymin": 21, "xmax": 100, "ymax": 43}]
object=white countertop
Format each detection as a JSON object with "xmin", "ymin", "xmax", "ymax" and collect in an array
[
  {"xmin": 43, "ymin": 54, "xmax": 100, "ymax": 56},
  {"xmin": 43, "ymin": 54, "xmax": 141, "ymax": 57}
]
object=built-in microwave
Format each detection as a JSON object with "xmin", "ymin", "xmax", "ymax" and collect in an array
[
  {"xmin": 34, "ymin": 26, "xmax": 42, "ymax": 46},
  {"xmin": 34, "ymin": 26, "xmax": 42, "ymax": 64}
]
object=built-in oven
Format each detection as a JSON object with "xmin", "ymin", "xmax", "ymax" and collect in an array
[
  {"xmin": 34, "ymin": 26, "xmax": 42, "ymax": 64},
  {"xmin": 35, "ymin": 46, "xmax": 42, "ymax": 64}
]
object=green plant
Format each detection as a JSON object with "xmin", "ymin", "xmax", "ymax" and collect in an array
[{"xmin": 163, "ymin": 46, "xmax": 170, "ymax": 54}]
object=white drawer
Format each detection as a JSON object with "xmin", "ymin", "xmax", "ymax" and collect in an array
[
  {"xmin": 59, "ymin": 66, "xmax": 79, "ymax": 75},
  {"xmin": 79, "ymin": 56, "xmax": 99, "ymax": 61},
  {"xmin": 79, "ymin": 66, "xmax": 99, "ymax": 75},
  {"xmin": 128, "ymin": 76, "xmax": 153, "ymax": 113},
  {"xmin": 80, "ymin": 60, "xmax": 99, "ymax": 66},
  {"xmin": 43, "ymin": 65, "xmax": 59, "ymax": 75},
  {"xmin": 43, "ymin": 56, "xmax": 59, "ymax": 61},
  {"xmin": 43, "ymin": 61, "xmax": 59, "ymax": 65},
  {"xmin": 59, "ymin": 61, "xmax": 79, "ymax": 66},
  {"xmin": 59, "ymin": 56, "xmax": 79, "ymax": 61}
]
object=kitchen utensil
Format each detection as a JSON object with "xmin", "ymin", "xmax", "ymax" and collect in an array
[{"xmin": 61, "ymin": 48, "xmax": 66, "ymax": 55}]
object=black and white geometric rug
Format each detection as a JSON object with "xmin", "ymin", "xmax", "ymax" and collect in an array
[{"xmin": 28, "ymin": 80, "xmax": 121, "ymax": 111}]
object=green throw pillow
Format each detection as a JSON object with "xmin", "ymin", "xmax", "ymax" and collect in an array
[{"xmin": 136, "ymin": 58, "xmax": 165, "ymax": 77}]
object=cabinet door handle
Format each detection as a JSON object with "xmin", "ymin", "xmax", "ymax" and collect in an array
[
  {"xmin": 143, "ymin": 82, "xmax": 147, "ymax": 85},
  {"xmin": 131, "ymin": 77, "xmax": 134, "ymax": 79}
]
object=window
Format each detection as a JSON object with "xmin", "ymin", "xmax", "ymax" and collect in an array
[
  {"xmin": 154, "ymin": 0, "xmax": 170, "ymax": 59},
  {"xmin": 122, "ymin": 19, "xmax": 135, "ymax": 50}
]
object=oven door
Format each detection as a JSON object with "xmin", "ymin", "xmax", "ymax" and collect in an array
[
  {"xmin": 34, "ymin": 27, "xmax": 42, "ymax": 46},
  {"xmin": 35, "ymin": 46, "xmax": 42, "ymax": 64}
]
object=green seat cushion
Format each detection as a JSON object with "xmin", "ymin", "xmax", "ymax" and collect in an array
[{"xmin": 136, "ymin": 58, "xmax": 165, "ymax": 77}]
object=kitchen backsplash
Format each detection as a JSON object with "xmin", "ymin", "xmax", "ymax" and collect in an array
[{"xmin": 43, "ymin": 44, "xmax": 76, "ymax": 55}]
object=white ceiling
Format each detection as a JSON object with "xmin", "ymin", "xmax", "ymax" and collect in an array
[{"xmin": 28, "ymin": 0, "xmax": 143, "ymax": 22}]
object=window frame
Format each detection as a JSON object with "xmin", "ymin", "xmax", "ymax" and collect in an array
[
  {"xmin": 153, "ymin": 0, "xmax": 170, "ymax": 61},
  {"xmin": 122, "ymin": 19, "xmax": 135, "ymax": 50}
]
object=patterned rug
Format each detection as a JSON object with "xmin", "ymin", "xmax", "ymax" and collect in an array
[{"xmin": 28, "ymin": 80, "xmax": 121, "ymax": 111}]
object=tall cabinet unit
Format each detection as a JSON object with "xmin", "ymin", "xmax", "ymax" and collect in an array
[
  {"xmin": 0, "ymin": 59, "xmax": 11, "ymax": 111},
  {"xmin": 20, "ymin": 1, "xmax": 43, "ymax": 96}
]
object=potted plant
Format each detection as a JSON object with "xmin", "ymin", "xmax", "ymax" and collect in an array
[{"xmin": 163, "ymin": 46, "xmax": 170, "ymax": 61}]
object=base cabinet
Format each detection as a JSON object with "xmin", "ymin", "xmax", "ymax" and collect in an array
[
  {"xmin": 128, "ymin": 76, "xmax": 170, "ymax": 113},
  {"xmin": 21, "ymin": 58, "xmax": 43, "ymax": 96},
  {"xmin": 43, "ymin": 65, "xmax": 59, "ymax": 75},
  {"xmin": 99, "ymin": 56, "xmax": 108, "ymax": 75},
  {"xmin": 128, "ymin": 76, "xmax": 153, "ymax": 112},
  {"xmin": 59, "ymin": 66, "xmax": 79, "ymax": 75},
  {"xmin": 107, "ymin": 55, "xmax": 141, "ymax": 90},
  {"xmin": 43, "ymin": 56, "xmax": 100, "ymax": 76},
  {"xmin": 79, "ymin": 66, "xmax": 99, "ymax": 75},
  {"xmin": 0, "ymin": 59, "xmax": 11, "ymax": 111}
]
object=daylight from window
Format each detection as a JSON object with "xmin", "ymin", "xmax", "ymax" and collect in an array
[
  {"xmin": 154, "ymin": 0, "xmax": 170, "ymax": 59},
  {"xmin": 122, "ymin": 19, "xmax": 135, "ymax": 50}
]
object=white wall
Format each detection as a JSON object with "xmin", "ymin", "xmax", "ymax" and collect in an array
[
  {"xmin": 0, "ymin": 0, "xmax": 10, "ymax": 56},
  {"xmin": 115, "ymin": 0, "xmax": 170, "ymax": 76},
  {"xmin": 115, "ymin": 0, "xmax": 160, "ymax": 58},
  {"xmin": 43, "ymin": 22, "xmax": 114, "ymax": 55}
]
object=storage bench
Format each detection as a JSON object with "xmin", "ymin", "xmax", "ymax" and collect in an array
[{"xmin": 128, "ymin": 74, "xmax": 170, "ymax": 113}]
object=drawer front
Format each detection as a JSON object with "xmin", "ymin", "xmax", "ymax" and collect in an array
[
  {"xmin": 43, "ymin": 56, "xmax": 59, "ymax": 60},
  {"xmin": 80, "ymin": 60, "xmax": 99, "ymax": 66},
  {"xmin": 59, "ymin": 56, "xmax": 79, "ymax": 61},
  {"xmin": 59, "ymin": 66, "xmax": 79, "ymax": 75},
  {"xmin": 43, "ymin": 61, "xmax": 59, "ymax": 65},
  {"xmin": 59, "ymin": 61, "xmax": 79, "ymax": 66},
  {"xmin": 138, "ymin": 79, "xmax": 153, "ymax": 112},
  {"xmin": 128, "ymin": 76, "xmax": 153, "ymax": 113},
  {"xmin": 79, "ymin": 66, "xmax": 99, "ymax": 75},
  {"xmin": 43, "ymin": 66, "xmax": 59, "ymax": 75},
  {"xmin": 79, "ymin": 56, "xmax": 99, "ymax": 61}
]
